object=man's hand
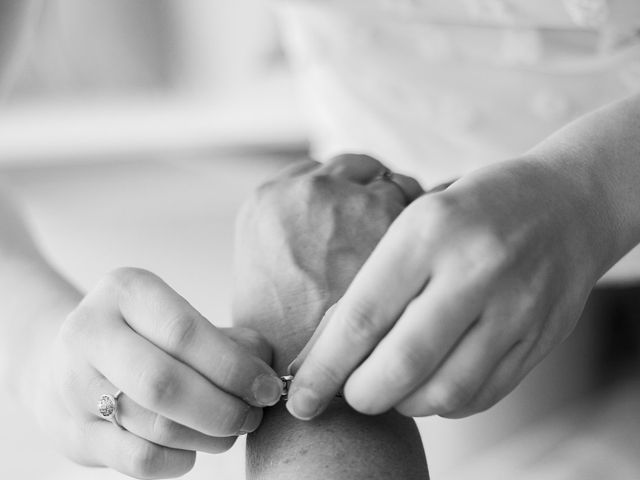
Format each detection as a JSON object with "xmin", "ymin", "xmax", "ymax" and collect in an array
[
  {"xmin": 233, "ymin": 155, "xmax": 423, "ymax": 372},
  {"xmin": 232, "ymin": 155, "xmax": 428, "ymax": 480}
]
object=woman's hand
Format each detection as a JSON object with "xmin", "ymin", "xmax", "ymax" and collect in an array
[
  {"xmin": 39, "ymin": 267, "xmax": 283, "ymax": 479},
  {"xmin": 287, "ymin": 157, "xmax": 611, "ymax": 420}
]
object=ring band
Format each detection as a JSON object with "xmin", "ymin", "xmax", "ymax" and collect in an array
[
  {"xmin": 372, "ymin": 169, "xmax": 412, "ymax": 204},
  {"xmin": 98, "ymin": 390, "xmax": 123, "ymax": 429},
  {"xmin": 280, "ymin": 375, "xmax": 343, "ymax": 401}
]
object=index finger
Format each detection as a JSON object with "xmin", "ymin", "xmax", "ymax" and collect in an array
[
  {"xmin": 285, "ymin": 213, "xmax": 432, "ymax": 420},
  {"xmin": 99, "ymin": 268, "xmax": 283, "ymax": 408}
]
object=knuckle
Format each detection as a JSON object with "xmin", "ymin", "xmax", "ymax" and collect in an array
[
  {"xmin": 397, "ymin": 195, "xmax": 450, "ymax": 247},
  {"xmin": 137, "ymin": 363, "xmax": 181, "ymax": 407},
  {"xmin": 383, "ymin": 348, "xmax": 429, "ymax": 389},
  {"xmin": 128, "ymin": 442, "xmax": 167, "ymax": 479},
  {"xmin": 416, "ymin": 192, "xmax": 457, "ymax": 223},
  {"xmin": 445, "ymin": 227, "xmax": 512, "ymax": 281},
  {"xmin": 341, "ymin": 301, "xmax": 385, "ymax": 345},
  {"xmin": 294, "ymin": 173, "xmax": 334, "ymax": 201},
  {"xmin": 426, "ymin": 381, "xmax": 474, "ymax": 414},
  {"xmin": 470, "ymin": 228, "xmax": 513, "ymax": 272},
  {"xmin": 466, "ymin": 384, "xmax": 505, "ymax": 415},
  {"xmin": 307, "ymin": 356, "xmax": 346, "ymax": 389},
  {"xmin": 59, "ymin": 306, "xmax": 92, "ymax": 347},
  {"xmin": 150, "ymin": 414, "xmax": 183, "ymax": 445},
  {"xmin": 162, "ymin": 312, "xmax": 198, "ymax": 353}
]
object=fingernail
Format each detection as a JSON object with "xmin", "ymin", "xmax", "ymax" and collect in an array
[
  {"xmin": 286, "ymin": 387, "xmax": 321, "ymax": 420},
  {"xmin": 240, "ymin": 407, "xmax": 263, "ymax": 433},
  {"xmin": 251, "ymin": 374, "xmax": 283, "ymax": 406},
  {"xmin": 286, "ymin": 357, "xmax": 301, "ymax": 376}
]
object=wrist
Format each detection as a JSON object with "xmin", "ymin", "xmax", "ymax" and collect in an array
[
  {"xmin": 524, "ymin": 98, "xmax": 640, "ymax": 278},
  {"xmin": 1, "ymin": 258, "xmax": 81, "ymax": 407},
  {"xmin": 233, "ymin": 288, "xmax": 333, "ymax": 374}
]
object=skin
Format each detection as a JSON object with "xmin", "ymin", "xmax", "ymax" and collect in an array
[
  {"xmin": 1, "ymin": 211, "xmax": 285, "ymax": 478},
  {"xmin": 287, "ymin": 94, "xmax": 640, "ymax": 422},
  {"xmin": 233, "ymin": 156, "xmax": 429, "ymax": 479},
  {"xmin": 3, "ymin": 0, "xmax": 638, "ymax": 476}
]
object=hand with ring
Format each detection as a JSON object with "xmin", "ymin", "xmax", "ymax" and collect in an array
[{"xmin": 40, "ymin": 268, "xmax": 283, "ymax": 479}]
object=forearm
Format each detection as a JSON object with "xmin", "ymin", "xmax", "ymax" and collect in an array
[
  {"xmin": 234, "ymin": 287, "xmax": 428, "ymax": 479},
  {"xmin": 0, "ymin": 187, "xmax": 81, "ymax": 409},
  {"xmin": 524, "ymin": 93, "xmax": 640, "ymax": 276}
]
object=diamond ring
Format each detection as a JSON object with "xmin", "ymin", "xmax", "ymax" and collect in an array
[{"xmin": 98, "ymin": 390, "xmax": 123, "ymax": 429}]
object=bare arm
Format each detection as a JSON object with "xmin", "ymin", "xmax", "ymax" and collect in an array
[
  {"xmin": 0, "ymin": 184, "xmax": 81, "ymax": 408},
  {"xmin": 233, "ymin": 156, "xmax": 429, "ymax": 479}
]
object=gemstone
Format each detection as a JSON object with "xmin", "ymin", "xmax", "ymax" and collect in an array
[{"xmin": 98, "ymin": 394, "xmax": 116, "ymax": 418}]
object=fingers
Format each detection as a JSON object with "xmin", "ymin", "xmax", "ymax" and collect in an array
[
  {"xmin": 405, "ymin": 293, "xmax": 553, "ymax": 418},
  {"xmin": 70, "ymin": 367, "xmax": 242, "ymax": 453},
  {"xmin": 97, "ymin": 268, "xmax": 283, "ymax": 408},
  {"xmin": 391, "ymin": 320, "xmax": 517, "ymax": 418},
  {"xmin": 343, "ymin": 271, "xmax": 486, "ymax": 415},
  {"xmin": 286, "ymin": 214, "xmax": 433, "ymax": 420},
  {"xmin": 75, "ymin": 311, "xmax": 257, "ymax": 437},
  {"xmin": 49, "ymin": 403, "xmax": 196, "ymax": 479},
  {"xmin": 368, "ymin": 172, "xmax": 424, "ymax": 205},
  {"xmin": 82, "ymin": 419, "xmax": 196, "ymax": 479},
  {"xmin": 388, "ymin": 174, "xmax": 424, "ymax": 200},
  {"xmin": 445, "ymin": 324, "xmax": 556, "ymax": 419},
  {"xmin": 321, "ymin": 154, "xmax": 424, "ymax": 205},
  {"xmin": 319, "ymin": 154, "xmax": 387, "ymax": 183},
  {"xmin": 435, "ymin": 339, "xmax": 534, "ymax": 419}
]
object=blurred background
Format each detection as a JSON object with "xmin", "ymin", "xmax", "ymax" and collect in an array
[
  {"xmin": 1, "ymin": 1, "xmax": 639, "ymax": 480},
  {"xmin": 0, "ymin": 0, "xmax": 307, "ymax": 165}
]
